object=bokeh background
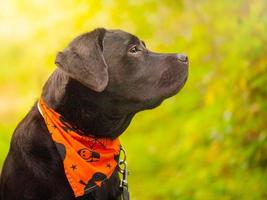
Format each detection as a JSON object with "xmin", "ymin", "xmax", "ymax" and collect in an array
[{"xmin": 1, "ymin": 0, "xmax": 267, "ymax": 199}]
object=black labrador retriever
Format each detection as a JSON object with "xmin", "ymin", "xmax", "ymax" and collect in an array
[{"xmin": 0, "ymin": 28, "xmax": 188, "ymax": 200}]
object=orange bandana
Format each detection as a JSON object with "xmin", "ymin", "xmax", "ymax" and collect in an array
[{"xmin": 37, "ymin": 98, "xmax": 121, "ymax": 197}]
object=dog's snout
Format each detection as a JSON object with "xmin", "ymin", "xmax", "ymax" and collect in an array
[{"xmin": 176, "ymin": 54, "xmax": 188, "ymax": 63}]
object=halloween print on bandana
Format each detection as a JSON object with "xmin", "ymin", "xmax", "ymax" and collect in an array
[
  {"xmin": 114, "ymin": 153, "xmax": 120, "ymax": 163},
  {"xmin": 37, "ymin": 98, "xmax": 121, "ymax": 197},
  {"xmin": 79, "ymin": 172, "xmax": 107, "ymax": 193},
  {"xmin": 78, "ymin": 148, "xmax": 100, "ymax": 162}
]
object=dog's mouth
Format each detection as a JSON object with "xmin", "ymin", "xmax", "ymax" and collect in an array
[
  {"xmin": 172, "ymin": 72, "xmax": 188, "ymax": 95},
  {"xmin": 157, "ymin": 60, "xmax": 188, "ymax": 97},
  {"xmin": 142, "ymin": 98, "xmax": 164, "ymax": 110},
  {"xmin": 142, "ymin": 68, "xmax": 188, "ymax": 111},
  {"xmin": 172, "ymin": 64, "xmax": 188, "ymax": 93}
]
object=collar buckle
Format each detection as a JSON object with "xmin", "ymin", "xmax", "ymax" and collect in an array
[{"xmin": 119, "ymin": 147, "xmax": 130, "ymax": 200}]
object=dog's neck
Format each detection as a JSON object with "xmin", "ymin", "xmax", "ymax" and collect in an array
[{"xmin": 41, "ymin": 69, "xmax": 135, "ymax": 139}]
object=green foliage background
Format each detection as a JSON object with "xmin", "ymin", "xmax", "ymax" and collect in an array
[{"xmin": 1, "ymin": 0, "xmax": 267, "ymax": 199}]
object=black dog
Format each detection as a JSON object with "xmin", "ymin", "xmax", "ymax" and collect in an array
[{"xmin": 0, "ymin": 28, "xmax": 188, "ymax": 200}]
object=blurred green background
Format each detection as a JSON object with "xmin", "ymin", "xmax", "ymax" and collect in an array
[{"xmin": 1, "ymin": 0, "xmax": 267, "ymax": 199}]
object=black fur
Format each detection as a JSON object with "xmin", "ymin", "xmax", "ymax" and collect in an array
[{"xmin": 0, "ymin": 28, "xmax": 188, "ymax": 200}]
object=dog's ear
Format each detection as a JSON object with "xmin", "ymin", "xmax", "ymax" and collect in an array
[{"xmin": 55, "ymin": 28, "xmax": 108, "ymax": 92}]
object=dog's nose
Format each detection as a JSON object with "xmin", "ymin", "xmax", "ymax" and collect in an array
[{"xmin": 176, "ymin": 54, "xmax": 188, "ymax": 63}]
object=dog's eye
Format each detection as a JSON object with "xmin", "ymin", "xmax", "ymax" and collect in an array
[{"xmin": 129, "ymin": 46, "xmax": 139, "ymax": 54}]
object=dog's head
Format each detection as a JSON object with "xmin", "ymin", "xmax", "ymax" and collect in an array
[{"xmin": 55, "ymin": 28, "xmax": 188, "ymax": 111}]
